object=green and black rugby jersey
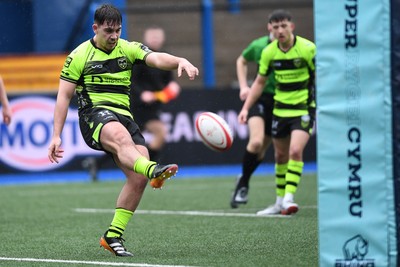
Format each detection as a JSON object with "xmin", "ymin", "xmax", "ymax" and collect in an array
[
  {"xmin": 259, "ymin": 35, "xmax": 316, "ymax": 117},
  {"xmin": 60, "ymin": 38, "xmax": 151, "ymax": 118},
  {"xmin": 242, "ymin": 35, "xmax": 275, "ymax": 95}
]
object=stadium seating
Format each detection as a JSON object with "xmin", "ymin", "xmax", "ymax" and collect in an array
[{"xmin": 0, "ymin": 54, "xmax": 67, "ymax": 93}]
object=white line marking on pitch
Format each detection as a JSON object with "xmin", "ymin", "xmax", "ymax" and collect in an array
[
  {"xmin": 0, "ymin": 257, "xmax": 199, "ymax": 267},
  {"xmin": 74, "ymin": 208, "xmax": 293, "ymax": 218}
]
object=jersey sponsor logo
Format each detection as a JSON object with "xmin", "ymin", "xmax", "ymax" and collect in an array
[
  {"xmin": 273, "ymin": 61, "xmax": 282, "ymax": 68},
  {"xmin": 91, "ymin": 64, "xmax": 103, "ymax": 69},
  {"xmin": 90, "ymin": 75, "xmax": 130, "ymax": 84},
  {"xmin": 273, "ymin": 59, "xmax": 307, "ymax": 70},
  {"xmin": 91, "ymin": 75, "xmax": 103, "ymax": 83}
]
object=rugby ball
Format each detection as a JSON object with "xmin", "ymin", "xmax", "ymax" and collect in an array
[{"xmin": 195, "ymin": 112, "xmax": 233, "ymax": 152}]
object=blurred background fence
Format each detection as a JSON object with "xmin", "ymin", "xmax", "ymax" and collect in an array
[{"xmin": 0, "ymin": 0, "xmax": 313, "ymax": 91}]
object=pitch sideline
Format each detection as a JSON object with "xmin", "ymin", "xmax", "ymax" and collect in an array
[
  {"xmin": 0, "ymin": 257, "xmax": 199, "ymax": 267},
  {"xmin": 73, "ymin": 208, "xmax": 317, "ymax": 218}
]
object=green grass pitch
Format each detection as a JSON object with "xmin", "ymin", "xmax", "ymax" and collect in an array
[{"xmin": 0, "ymin": 173, "xmax": 318, "ymax": 267}]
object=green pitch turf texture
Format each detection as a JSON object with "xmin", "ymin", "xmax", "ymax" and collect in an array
[{"xmin": 0, "ymin": 174, "xmax": 318, "ymax": 267}]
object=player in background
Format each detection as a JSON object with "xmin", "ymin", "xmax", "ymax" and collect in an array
[
  {"xmin": 0, "ymin": 75, "xmax": 12, "ymax": 125},
  {"xmin": 131, "ymin": 26, "xmax": 181, "ymax": 162},
  {"xmin": 238, "ymin": 9, "xmax": 316, "ymax": 216},
  {"xmin": 230, "ymin": 23, "xmax": 275, "ymax": 209},
  {"xmin": 47, "ymin": 4, "xmax": 198, "ymax": 256}
]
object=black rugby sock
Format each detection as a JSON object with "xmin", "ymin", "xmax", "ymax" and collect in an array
[{"xmin": 238, "ymin": 150, "xmax": 262, "ymax": 187}]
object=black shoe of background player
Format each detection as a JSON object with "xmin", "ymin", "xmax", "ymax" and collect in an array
[{"xmin": 230, "ymin": 175, "xmax": 249, "ymax": 208}]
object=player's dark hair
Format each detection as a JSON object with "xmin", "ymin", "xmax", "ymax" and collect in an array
[
  {"xmin": 94, "ymin": 4, "xmax": 122, "ymax": 25},
  {"xmin": 268, "ymin": 9, "xmax": 292, "ymax": 23}
]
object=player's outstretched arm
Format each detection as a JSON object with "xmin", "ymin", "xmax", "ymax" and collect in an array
[{"xmin": 146, "ymin": 52, "xmax": 199, "ymax": 80}]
